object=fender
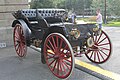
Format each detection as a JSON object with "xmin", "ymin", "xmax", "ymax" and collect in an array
[{"xmin": 12, "ymin": 19, "xmax": 31, "ymax": 43}]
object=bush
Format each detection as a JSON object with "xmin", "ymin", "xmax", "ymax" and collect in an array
[
  {"xmin": 107, "ymin": 16, "xmax": 120, "ymax": 22},
  {"xmin": 88, "ymin": 16, "xmax": 96, "ymax": 22},
  {"xmin": 77, "ymin": 16, "xmax": 96, "ymax": 22}
]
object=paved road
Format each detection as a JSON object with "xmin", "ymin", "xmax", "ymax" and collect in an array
[{"xmin": 0, "ymin": 27, "xmax": 120, "ymax": 80}]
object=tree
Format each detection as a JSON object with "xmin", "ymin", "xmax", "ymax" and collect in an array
[
  {"xmin": 91, "ymin": 0, "xmax": 105, "ymax": 15},
  {"xmin": 64, "ymin": 0, "xmax": 92, "ymax": 15},
  {"xmin": 30, "ymin": 0, "xmax": 93, "ymax": 15},
  {"xmin": 30, "ymin": 0, "xmax": 54, "ymax": 8},
  {"xmin": 108, "ymin": 0, "xmax": 120, "ymax": 16},
  {"xmin": 52, "ymin": 0, "xmax": 66, "ymax": 8},
  {"xmin": 91, "ymin": 0, "xmax": 120, "ymax": 16}
]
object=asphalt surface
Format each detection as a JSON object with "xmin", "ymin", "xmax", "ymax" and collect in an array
[{"xmin": 0, "ymin": 27, "xmax": 120, "ymax": 80}]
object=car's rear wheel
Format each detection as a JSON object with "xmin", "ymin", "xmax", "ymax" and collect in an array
[{"xmin": 13, "ymin": 24, "xmax": 27, "ymax": 57}]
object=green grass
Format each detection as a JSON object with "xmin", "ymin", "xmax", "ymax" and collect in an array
[
  {"xmin": 77, "ymin": 17, "xmax": 120, "ymax": 27},
  {"xmin": 103, "ymin": 22, "xmax": 120, "ymax": 27}
]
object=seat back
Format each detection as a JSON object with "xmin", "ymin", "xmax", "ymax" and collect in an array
[
  {"xmin": 20, "ymin": 9, "xmax": 66, "ymax": 22},
  {"xmin": 13, "ymin": 9, "xmax": 67, "ymax": 28},
  {"xmin": 21, "ymin": 9, "xmax": 37, "ymax": 21}
]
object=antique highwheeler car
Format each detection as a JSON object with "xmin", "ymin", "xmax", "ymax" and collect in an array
[{"xmin": 11, "ymin": 9, "xmax": 112, "ymax": 79}]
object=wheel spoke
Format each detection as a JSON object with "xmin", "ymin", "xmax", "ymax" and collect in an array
[
  {"xmin": 16, "ymin": 44, "xmax": 20, "ymax": 52},
  {"xmin": 96, "ymin": 32, "xmax": 102, "ymax": 43},
  {"xmin": 14, "ymin": 33, "xmax": 20, "ymax": 40},
  {"xmin": 47, "ymin": 51, "xmax": 54, "ymax": 55},
  {"xmin": 94, "ymin": 51, "xmax": 96, "ymax": 61},
  {"xmin": 59, "ymin": 60, "xmax": 63, "ymax": 73},
  {"xmin": 47, "ymin": 54, "xmax": 54, "ymax": 59},
  {"xmin": 97, "ymin": 51, "xmax": 100, "ymax": 62},
  {"xmin": 64, "ymin": 58, "xmax": 71, "ymax": 63},
  {"xmin": 98, "ymin": 51, "xmax": 105, "ymax": 61},
  {"xmin": 48, "ymin": 59, "xmax": 56, "ymax": 66},
  {"xmin": 21, "ymin": 43, "xmax": 26, "ymax": 56},
  {"xmin": 98, "ymin": 43, "xmax": 109, "ymax": 46},
  {"xmin": 57, "ymin": 60, "xmax": 60, "ymax": 75},
  {"xmin": 52, "ymin": 60, "xmax": 57, "ymax": 71},
  {"xmin": 18, "ymin": 46, "xmax": 21, "ymax": 55},
  {"xmin": 51, "ymin": 36, "xmax": 57, "ymax": 49},
  {"xmin": 99, "ymin": 47, "xmax": 110, "ymax": 51},
  {"xmin": 48, "ymin": 40, "xmax": 55, "ymax": 51},
  {"xmin": 61, "ymin": 45, "xmax": 68, "ymax": 53},
  {"xmin": 98, "ymin": 37, "xmax": 107, "ymax": 44},
  {"xmin": 61, "ymin": 61, "xmax": 67, "ymax": 75},
  {"xmin": 56, "ymin": 36, "xmax": 58, "ymax": 48},
  {"xmin": 62, "ymin": 60, "xmax": 70, "ymax": 70},
  {"xmin": 90, "ymin": 51, "xmax": 94, "ymax": 59},
  {"xmin": 15, "ymin": 27, "xmax": 20, "ymax": 38},
  {"xmin": 19, "ymin": 44, "xmax": 23, "ymax": 56},
  {"xmin": 100, "ymin": 50, "xmax": 108, "ymax": 56},
  {"xmin": 15, "ymin": 42, "xmax": 19, "ymax": 47},
  {"xmin": 17, "ymin": 47, "xmax": 20, "ymax": 54},
  {"xmin": 46, "ymin": 44, "xmax": 54, "ymax": 52},
  {"xmin": 59, "ymin": 39, "xmax": 63, "ymax": 49},
  {"xmin": 17, "ymin": 26, "xmax": 21, "ymax": 35}
]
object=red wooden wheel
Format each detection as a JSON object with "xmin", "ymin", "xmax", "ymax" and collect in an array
[
  {"xmin": 13, "ymin": 24, "xmax": 27, "ymax": 57},
  {"xmin": 44, "ymin": 33, "xmax": 74, "ymax": 79},
  {"xmin": 85, "ymin": 30, "xmax": 112, "ymax": 64}
]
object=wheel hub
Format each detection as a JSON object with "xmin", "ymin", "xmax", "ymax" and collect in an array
[
  {"xmin": 54, "ymin": 52, "xmax": 64, "ymax": 59},
  {"xmin": 92, "ymin": 45, "xmax": 98, "ymax": 49},
  {"xmin": 54, "ymin": 55, "xmax": 59, "ymax": 59}
]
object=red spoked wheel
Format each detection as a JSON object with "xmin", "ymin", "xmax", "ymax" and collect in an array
[
  {"xmin": 85, "ymin": 30, "xmax": 112, "ymax": 64},
  {"xmin": 44, "ymin": 33, "xmax": 74, "ymax": 79},
  {"xmin": 13, "ymin": 24, "xmax": 27, "ymax": 57}
]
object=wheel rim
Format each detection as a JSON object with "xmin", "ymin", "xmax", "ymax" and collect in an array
[
  {"xmin": 44, "ymin": 33, "xmax": 74, "ymax": 79},
  {"xmin": 85, "ymin": 30, "xmax": 112, "ymax": 63},
  {"xmin": 13, "ymin": 24, "xmax": 27, "ymax": 57}
]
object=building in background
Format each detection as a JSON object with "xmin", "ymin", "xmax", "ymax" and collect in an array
[{"xmin": 0, "ymin": 0, "xmax": 29, "ymax": 48}]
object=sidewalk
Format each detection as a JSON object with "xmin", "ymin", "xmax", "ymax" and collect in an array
[{"xmin": 0, "ymin": 27, "xmax": 13, "ymax": 48}]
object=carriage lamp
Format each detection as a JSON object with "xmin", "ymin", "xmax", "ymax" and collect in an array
[
  {"xmin": 69, "ymin": 28, "xmax": 80, "ymax": 39},
  {"xmin": 87, "ymin": 37, "xmax": 94, "ymax": 47}
]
